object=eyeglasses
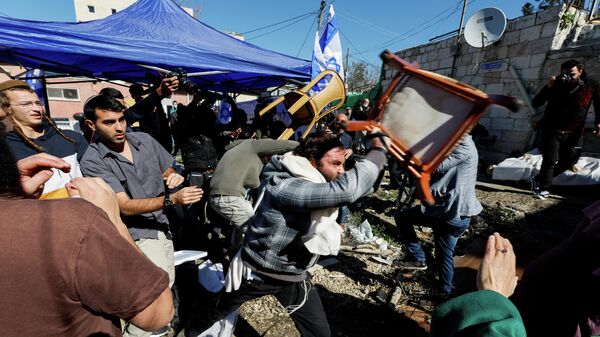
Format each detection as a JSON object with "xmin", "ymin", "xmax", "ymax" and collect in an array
[{"xmin": 10, "ymin": 101, "xmax": 44, "ymax": 109}]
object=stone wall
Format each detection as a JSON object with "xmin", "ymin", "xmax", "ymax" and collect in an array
[{"xmin": 384, "ymin": 5, "xmax": 600, "ymax": 163}]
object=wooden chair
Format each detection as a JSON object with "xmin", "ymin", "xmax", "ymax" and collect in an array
[
  {"xmin": 258, "ymin": 69, "xmax": 346, "ymax": 140},
  {"xmin": 345, "ymin": 50, "xmax": 520, "ymax": 205}
]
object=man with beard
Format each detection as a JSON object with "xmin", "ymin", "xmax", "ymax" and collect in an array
[
  {"xmin": 530, "ymin": 59, "xmax": 600, "ymax": 199},
  {"xmin": 0, "ymin": 80, "xmax": 88, "ymax": 197},
  {"xmin": 180, "ymin": 130, "xmax": 389, "ymax": 337}
]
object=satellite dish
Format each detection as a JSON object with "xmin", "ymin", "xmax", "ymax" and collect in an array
[{"xmin": 464, "ymin": 8, "xmax": 507, "ymax": 48}]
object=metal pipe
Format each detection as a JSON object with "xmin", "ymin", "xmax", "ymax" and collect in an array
[
  {"xmin": 456, "ymin": 0, "xmax": 468, "ymax": 45},
  {"xmin": 589, "ymin": 0, "xmax": 599, "ymax": 21},
  {"xmin": 450, "ymin": 0, "xmax": 468, "ymax": 78}
]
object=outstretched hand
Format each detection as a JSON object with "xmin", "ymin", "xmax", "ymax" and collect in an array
[
  {"xmin": 477, "ymin": 232, "xmax": 519, "ymax": 298},
  {"xmin": 17, "ymin": 153, "xmax": 71, "ymax": 197},
  {"xmin": 368, "ymin": 127, "xmax": 391, "ymax": 151}
]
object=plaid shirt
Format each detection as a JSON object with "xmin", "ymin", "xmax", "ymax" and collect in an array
[{"xmin": 242, "ymin": 151, "xmax": 385, "ymax": 279}]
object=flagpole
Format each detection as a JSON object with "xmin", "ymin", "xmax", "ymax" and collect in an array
[
  {"xmin": 317, "ymin": 0, "xmax": 326, "ymax": 26},
  {"xmin": 344, "ymin": 47, "xmax": 349, "ymax": 81}
]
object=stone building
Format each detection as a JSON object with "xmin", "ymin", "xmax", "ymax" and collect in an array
[{"xmin": 384, "ymin": 5, "xmax": 600, "ymax": 163}]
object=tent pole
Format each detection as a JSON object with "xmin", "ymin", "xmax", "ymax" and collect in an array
[
  {"xmin": 0, "ymin": 66, "xmax": 14, "ymax": 79},
  {"xmin": 41, "ymin": 76, "xmax": 51, "ymax": 117}
]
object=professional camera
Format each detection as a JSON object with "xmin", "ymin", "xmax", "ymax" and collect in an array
[
  {"xmin": 167, "ymin": 67, "xmax": 200, "ymax": 95},
  {"xmin": 555, "ymin": 73, "xmax": 571, "ymax": 85}
]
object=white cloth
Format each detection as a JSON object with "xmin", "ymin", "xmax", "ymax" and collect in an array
[
  {"xmin": 492, "ymin": 149, "xmax": 600, "ymax": 185},
  {"xmin": 224, "ymin": 250, "xmax": 253, "ymax": 293},
  {"xmin": 279, "ymin": 152, "xmax": 341, "ymax": 255}
]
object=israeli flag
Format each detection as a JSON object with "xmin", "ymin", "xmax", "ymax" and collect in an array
[
  {"xmin": 311, "ymin": 4, "xmax": 344, "ymax": 92},
  {"xmin": 25, "ymin": 69, "xmax": 46, "ymax": 107},
  {"xmin": 217, "ymin": 99, "xmax": 232, "ymax": 125}
]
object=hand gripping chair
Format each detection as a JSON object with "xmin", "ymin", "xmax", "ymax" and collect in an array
[
  {"xmin": 345, "ymin": 50, "xmax": 521, "ymax": 205},
  {"xmin": 258, "ymin": 69, "xmax": 346, "ymax": 140}
]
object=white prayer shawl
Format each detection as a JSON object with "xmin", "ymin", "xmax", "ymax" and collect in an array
[
  {"xmin": 280, "ymin": 152, "xmax": 341, "ymax": 255},
  {"xmin": 224, "ymin": 152, "xmax": 341, "ymax": 292}
]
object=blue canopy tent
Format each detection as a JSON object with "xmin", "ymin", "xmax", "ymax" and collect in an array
[{"xmin": 0, "ymin": 0, "xmax": 311, "ymax": 93}]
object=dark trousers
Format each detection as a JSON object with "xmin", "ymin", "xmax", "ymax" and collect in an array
[
  {"xmin": 395, "ymin": 206, "xmax": 471, "ymax": 294},
  {"xmin": 535, "ymin": 129, "xmax": 582, "ymax": 190},
  {"xmin": 185, "ymin": 274, "xmax": 331, "ymax": 337}
]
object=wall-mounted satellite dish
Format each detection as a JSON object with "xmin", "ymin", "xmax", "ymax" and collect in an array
[{"xmin": 464, "ymin": 8, "xmax": 507, "ymax": 48}]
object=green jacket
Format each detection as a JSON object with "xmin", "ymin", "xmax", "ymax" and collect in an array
[{"xmin": 430, "ymin": 290, "xmax": 526, "ymax": 337}]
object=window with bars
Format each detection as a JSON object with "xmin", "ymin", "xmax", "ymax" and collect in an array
[{"xmin": 47, "ymin": 88, "xmax": 80, "ymax": 101}]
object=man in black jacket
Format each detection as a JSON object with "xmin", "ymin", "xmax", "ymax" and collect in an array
[{"xmin": 530, "ymin": 59, "xmax": 600, "ymax": 199}]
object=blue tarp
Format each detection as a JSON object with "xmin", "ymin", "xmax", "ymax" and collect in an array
[{"xmin": 0, "ymin": 0, "xmax": 311, "ymax": 92}]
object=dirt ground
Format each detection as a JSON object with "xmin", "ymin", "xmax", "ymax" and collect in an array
[{"xmin": 228, "ymin": 176, "xmax": 598, "ymax": 337}]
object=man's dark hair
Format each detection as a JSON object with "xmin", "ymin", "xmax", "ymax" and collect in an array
[
  {"xmin": 129, "ymin": 83, "xmax": 145, "ymax": 97},
  {"xmin": 83, "ymin": 95, "xmax": 126, "ymax": 122},
  {"xmin": 294, "ymin": 131, "xmax": 343, "ymax": 162},
  {"xmin": 560, "ymin": 59, "xmax": 587, "ymax": 81},
  {"xmin": 99, "ymin": 87, "xmax": 124, "ymax": 100},
  {"xmin": 0, "ymin": 126, "xmax": 24, "ymax": 197},
  {"xmin": 561, "ymin": 59, "xmax": 582, "ymax": 71}
]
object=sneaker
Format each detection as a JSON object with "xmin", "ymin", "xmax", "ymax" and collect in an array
[
  {"xmin": 394, "ymin": 259, "xmax": 427, "ymax": 270},
  {"xmin": 530, "ymin": 179, "xmax": 549, "ymax": 199}
]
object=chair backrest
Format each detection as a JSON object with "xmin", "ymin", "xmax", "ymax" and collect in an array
[
  {"xmin": 258, "ymin": 70, "xmax": 346, "ymax": 140},
  {"xmin": 345, "ymin": 50, "xmax": 520, "ymax": 205}
]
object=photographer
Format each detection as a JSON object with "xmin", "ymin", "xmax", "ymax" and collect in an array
[
  {"xmin": 127, "ymin": 77, "xmax": 178, "ymax": 153},
  {"xmin": 530, "ymin": 59, "xmax": 600, "ymax": 199},
  {"xmin": 171, "ymin": 91, "xmax": 220, "ymax": 178}
]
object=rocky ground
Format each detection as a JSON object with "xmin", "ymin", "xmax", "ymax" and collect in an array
[{"xmin": 229, "ymin": 176, "xmax": 597, "ymax": 337}]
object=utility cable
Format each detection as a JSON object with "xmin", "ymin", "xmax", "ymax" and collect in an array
[
  {"xmin": 242, "ymin": 10, "xmax": 316, "ymax": 35},
  {"xmin": 296, "ymin": 13, "xmax": 318, "ymax": 57},
  {"xmin": 352, "ymin": 0, "xmax": 467, "ymax": 55},
  {"xmin": 246, "ymin": 14, "xmax": 314, "ymax": 41}
]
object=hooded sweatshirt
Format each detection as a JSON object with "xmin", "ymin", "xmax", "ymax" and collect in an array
[{"xmin": 242, "ymin": 149, "xmax": 386, "ymax": 281}]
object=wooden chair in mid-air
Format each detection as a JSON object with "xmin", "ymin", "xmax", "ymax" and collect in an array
[
  {"xmin": 258, "ymin": 69, "xmax": 346, "ymax": 140},
  {"xmin": 345, "ymin": 50, "xmax": 521, "ymax": 205}
]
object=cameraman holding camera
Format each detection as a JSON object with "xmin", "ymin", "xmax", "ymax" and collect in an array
[{"xmin": 530, "ymin": 59, "xmax": 600, "ymax": 199}]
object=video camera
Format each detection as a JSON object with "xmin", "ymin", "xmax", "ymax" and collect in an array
[{"xmin": 167, "ymin": 67, "xmax": 200, "ymax": 95}]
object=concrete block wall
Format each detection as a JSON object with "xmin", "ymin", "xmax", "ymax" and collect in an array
[{"xmin": 383, "ymin": 5, "xmax": 599, "ymax": 163}]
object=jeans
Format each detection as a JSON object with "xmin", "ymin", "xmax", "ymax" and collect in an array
[
  {"xmin": 184, "ymin": 274, "xmax": 330, "ymax": 337},
  {"xmin": 395, "ymin": 206, "xmax": 471, "ymax": 294},
  {"xmin": 535, "ymin": 129, "xmax": 582, "ymax": 190}
]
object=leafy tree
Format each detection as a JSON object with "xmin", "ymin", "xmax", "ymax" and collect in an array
[
  {"xmin": 522, "ymin": 2, "xmax": 535, "ymax": 15},
  {"xmin": 346, "ymin": 61, "xmax": 378, "ymax": 93},
  {"xmin": 523, "ymin": 0, "xmax": 585, "ymax": 13}
]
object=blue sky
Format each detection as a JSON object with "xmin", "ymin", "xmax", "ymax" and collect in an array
[{"xmin": 0, "ymin": 0, "xmax": 526, "ymax": 70}]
